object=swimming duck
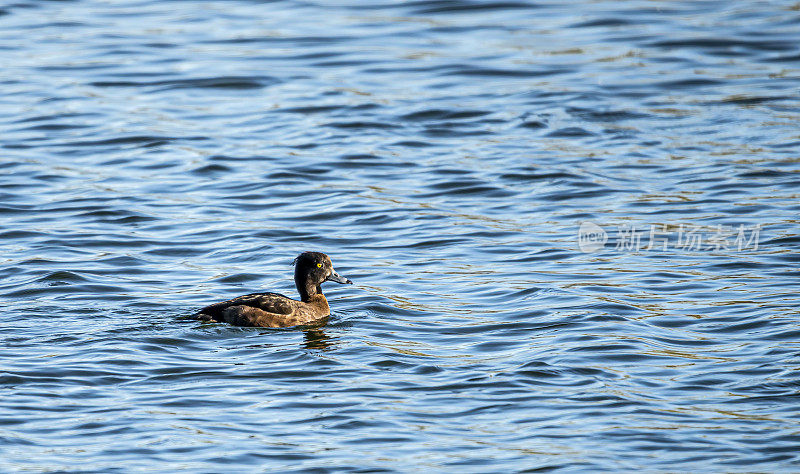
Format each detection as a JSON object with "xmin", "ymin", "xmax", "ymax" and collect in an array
[{"xmin": 195, "ymin": 251, "xmax": 352, "ymax": 328}]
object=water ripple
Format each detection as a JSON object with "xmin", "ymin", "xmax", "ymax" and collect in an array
[{"xmin": 1, "ymin": 0, "xmax": 799, "ymax": 472}]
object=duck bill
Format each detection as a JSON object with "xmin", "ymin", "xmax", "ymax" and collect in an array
[{"xmin": 326, "ymin": 269, "xmax": 352, "ymax": 285}]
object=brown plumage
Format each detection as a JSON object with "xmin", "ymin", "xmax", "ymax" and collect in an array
[{"xmin": 195, "ymin": 252, "xmax": 352, "ymax": 328}]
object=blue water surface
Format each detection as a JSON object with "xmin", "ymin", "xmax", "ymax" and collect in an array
[{"xmin": 1, "ymin": 0, "xmax": 799, "ymax": 471}]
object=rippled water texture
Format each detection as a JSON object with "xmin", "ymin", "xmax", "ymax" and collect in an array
[{"xmin": 2, "ymin": 0, "xmax": 800, "ymax": 471}]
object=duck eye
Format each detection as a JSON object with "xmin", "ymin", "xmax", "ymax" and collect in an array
[{"xmin": 316, "ymin": 263, "xmax": 322, "ymax": 268}]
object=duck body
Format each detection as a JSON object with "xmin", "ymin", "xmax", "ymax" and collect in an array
[{"xmin": 195, "ymin": 252, "xmax": 351, "ymax": 328}]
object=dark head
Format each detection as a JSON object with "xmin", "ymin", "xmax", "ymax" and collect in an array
[{"xmin": 292, "ymin": 251, "xmax": 352, "ymax": 301}]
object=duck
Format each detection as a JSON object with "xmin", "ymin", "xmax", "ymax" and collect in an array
[{"xmin": 195, "ymin": 251, "xmax": 352, "ymax": 328}]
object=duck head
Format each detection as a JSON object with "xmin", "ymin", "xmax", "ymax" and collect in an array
[{"xmin": 293, "ymin": 251, "xmax": 352, "ymax": 301}]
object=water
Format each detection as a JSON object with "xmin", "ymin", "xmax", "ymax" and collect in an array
[{"xmin": 1, "ymin": 0, "xmax": 799, "ymax": 471}]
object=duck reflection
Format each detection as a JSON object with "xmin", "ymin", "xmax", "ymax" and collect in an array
[{"xmin": 303, "ymin": 328, "xmax": 336, "ymax": 350}]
